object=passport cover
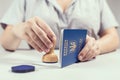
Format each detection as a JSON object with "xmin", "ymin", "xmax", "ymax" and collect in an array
[{"xmin": 60, "ymin": 29, "xmax": 87, "ymax": 68}]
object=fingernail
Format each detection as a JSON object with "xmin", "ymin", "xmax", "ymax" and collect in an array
[
  {"xmin": 45, "ymin": 49, "xmax": 50, "ymax": 53},
  {"xmin": 49, "ymin": 44, "xmax": 53, "ymax": 48},
  {"xmin": 52, "ymin": 36, "xmax": 56, "ymax": 42}
]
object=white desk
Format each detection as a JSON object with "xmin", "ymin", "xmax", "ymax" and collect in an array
[{"xmin": 0, "ymin": 46, "xmax": 120, "ymax": 80}]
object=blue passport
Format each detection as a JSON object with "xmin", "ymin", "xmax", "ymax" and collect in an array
[{"xmin": 60, "ymin": 29, "xmax": 87, "ymax": 68}]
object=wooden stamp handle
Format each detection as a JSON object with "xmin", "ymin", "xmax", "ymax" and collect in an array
[{"xmin": 42, "ymin": 38, "xmax": 58, "ymax": 63}]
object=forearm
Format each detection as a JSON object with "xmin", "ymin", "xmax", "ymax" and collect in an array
[
  {"xmin": 0, "ymin": 26, "xmax": 21, "ymax": 51},
  {"xmin": 97, "ymin": 29, "xmax": 120, "ymax": 54}
]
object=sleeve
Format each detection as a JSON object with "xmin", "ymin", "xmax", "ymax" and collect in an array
[
  {"xmin": 100, "ymin": 0, "xmax": 119, "ymax": 32},
  {"xmin": 0, "ymin": 0, "xmax": 26, "ymax": 28}
]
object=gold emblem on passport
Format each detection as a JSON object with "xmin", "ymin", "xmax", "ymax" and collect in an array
[
  {"xmin": 63, "ymin": 39, "xmax": 83, "ymax": 56},
  {"xmin": 70, "ymin": 41, "xmax": 77, "ymax": 53}
]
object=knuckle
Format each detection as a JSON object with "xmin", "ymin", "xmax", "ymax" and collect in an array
[
  {"xmin": 42, "ymin": 45, "xmax": 47, "ymax": 50},
  {"xmin": 35, "ymin": 46, "xmax": 40, "ymax": 51},
  {"xmin": 52, "ymin": 35, "xmax": 57, "ymax": 42},
  {"xmin": 26, "ymin": 20, "xmax": 32, "ymax": 25},
  {"xmin": 32, "ymin": 44, "xmax": 39, "ymax": 51},
  {"xmin": 34, "ymin": 41, "xmax": 43, "ymax": 50},
  {"xmin": 26, "ymin": 36, "xmax": 31, "ymax": 42},
  {"xmin": 22, "ymin": 33, "xmax": 28, "ymax": 39},
  {"xmin": 32, "ymin": 42, "xmax": 39, "ymax": 50},
  {"xmin": 48, "ymin": 35, "xmax": 54, "ymax": 42},
  {"xmin": 39, "ymin": 43, "xmax": 44, "ymax": 48},
  {"xmin": 33, "ymin": 36, "xmax": 38, "ymax": 41},
  {"xmin": 24, "ymin": 25, "xmax": 30, "ymax": 31},
  {"xmin": 30, "ymin": 33, "xmax": 35, "ymax": 38},
  {"xmin": 46, "ymin": 40, "xmax": 51, "ymax": 45},
  {"xmin": 34, "ymin": 16, "xmax": 40, "ymax": 20},
  {"xmin": 36, "ymin": 40, "xmax": 43, "ymax": 47},
  {"xmin": 29, "ymin": 40, "xmax": 34, "ymax": 45},
  {"xmin": 26, "ymin": 20, "xmax": 34, "ymax": 27},
  {"xmin": 27, "ymin": 37, "xmax": 34, "ymax": 45},
  {"xmin": 37, "ymin": 31, "xmax": 42, "ymax": 36},
  {"xmin": 28, "ymin": 40, "xmax": 34, "ymax": 46},
  {"xmin": 49, "ymin": 34, "xmax": 54, "ymax": 38},
  {"xmin": 41, "ymin": 34, "xmax": 47, "ymax": 40},
  {"xmin": 40, "ymin": 43, "xmax": 47, "ymax": 50},
  {"xmin": 43, "ymin": 38, "xmax": 52, "ymax": 48},
  {"xmin": 36, "ymin": 39, "xmax": 40, "ymax": 44}
]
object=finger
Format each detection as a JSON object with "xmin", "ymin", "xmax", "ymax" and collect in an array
[
  {"xmin": 87, "ymin": 51, "xmax": 98, "ymax": 61},
  {"xmin": 82, "ymin": 43, "xmax": 96, "ymax": 61},
  {"xmin": 26, "ymin": 28, "xmax": 50, "ymax": 52},
  {"xmin": 31, "ymin": 22, "xmax": 53, "ymax": 49},
  {"xmin": 83, "ymin": 43, "xmax": 99, "ymax": 61},
  {"xmin": 83, "ymin": 49, "xmax": 95, "ymax": 61},
  {"xmin": 86, "ymin": 43, "xmax": 100, "ymax": 59},
  {"xmin": 32, "ymin": 35, "xmax": 50, "ymax": 52},
  {"xmin": 78, "ymin": 46, "xmax": 90, "ymax": 61},
  {"xmin": 78, "ymin": 38, "xmax": 94, "ymax": 61},
  {"xmin": 25, "ymin": 33, "xmax": 42, "ymax": 52},
  {"xmin": 34, "ymin": 17, "xmax": 56, "ymax": 42}
]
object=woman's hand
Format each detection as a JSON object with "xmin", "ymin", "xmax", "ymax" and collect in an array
[
  {"xmin": 12, "ymin": 16, "xmax": 56, "ymax": 52},
  {"xmin": 78, "ymin": 35, "xmax": 101, "ymax": 62}
]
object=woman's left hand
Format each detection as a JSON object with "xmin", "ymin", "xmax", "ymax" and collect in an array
[{"xmin": 78, "ymin": 35, "xmax": 101, "ymax": 62}]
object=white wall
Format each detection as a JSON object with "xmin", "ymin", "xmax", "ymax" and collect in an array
[
  {"xmin": 106, "ymin": 0, "xmax": 120, "ymax": 48},
  {"xmin": 108, "ymin": 0, "xmax": 120, "ymax": 25}
]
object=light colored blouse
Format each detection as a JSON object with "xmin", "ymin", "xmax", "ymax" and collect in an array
[{"xmin": 0, "ymin": 0, "xmax": 119, "ymax": 48}]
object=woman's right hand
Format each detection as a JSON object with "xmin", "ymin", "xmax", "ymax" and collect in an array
[{"xmin": 12, "ymin": 16, "xmax": 56, "ymax": 52}]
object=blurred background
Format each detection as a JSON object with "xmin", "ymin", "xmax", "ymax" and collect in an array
[
  {"xmin": 0, "ymin": 0, "xmax": 120, "ymax": 21},
  {"xmin": 0, "ymin": 0, "xmax": 120, "ymax": 48}
]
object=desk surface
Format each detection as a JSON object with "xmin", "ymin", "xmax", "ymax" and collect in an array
[{"xmin": 0, "ymin": 46, "xmax": 120, "ymax": 80}]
